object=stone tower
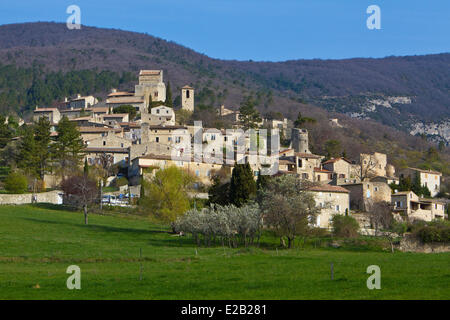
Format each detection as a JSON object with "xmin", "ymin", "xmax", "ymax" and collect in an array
[
  {"xmin": 181, "ymin": 85, "xmax": 194, "ymax": 112},
  {"xmin": 135, "ymin": 70, "xmax": 166, "ymax": 106},
  {"xmin": 291, "ymin": 128, "xmax": 310, "ymax": 153}
]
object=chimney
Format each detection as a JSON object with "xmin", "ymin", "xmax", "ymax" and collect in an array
[
  {"xmin": 77, "ymin": 94, "xmax": 81, "ymax": 99},
  {"xmin": 111, "ymin": 88, "xmax": 117, "ymax": 93},
  {"xmin": 64, "ymin": 97, "xmax": 68, "ymax": 103}
]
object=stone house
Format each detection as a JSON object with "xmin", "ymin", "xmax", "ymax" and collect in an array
[
  {"xmin": 69, "ymin": 94, "xmax": 98, "ymax": 109},
  {"xmin": 102, "ymin": 113, "xmax": 129, "ymax": 125},
  {"xmin": 308, "ymin": 184, "xmax": 350, "ymax": 229},
  {"xmin": 143, "ymin": 105, "xmax": 175, "ymax": 126},
  {"xmin": 392, "ymin": 191, "xmax": 446, "ymax": 221},
  {"xmin": 340, "ymin": 180, "xmax": 392, "ymax": 212},
  {"xmin": 132, "ymin": 153, "xmax": 233, "ymax": 186},
  {"xmin": 33, "ymin": 107, "xmax": 61, "ymax": 124},
  {"xmin": 398, "ymin": 167, "xmax": 442, "ymax": 197},
  {"xmin": 279, "ymin": 151, "xmax": 323, "ymax": 181},
  {"xmin": 106, "ymin": 96, "xmax": 146, "ymax": 113},
  {"xmin": 322, "ymin": 157, "xmax": 353, "ymax": 179},
  {"xmin": 78, "ymin": 126, "xmax": 123, "ymax": 143}
]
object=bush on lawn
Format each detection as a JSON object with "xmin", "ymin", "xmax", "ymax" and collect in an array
[
  {"xmin": 413, "ymin": 220, "xmax": 450, "ymax": 243},
  {"xmin": 331, "ymin": 214, "xmax": 359, "ymax": 238},
  {"xmin": 4, "ymin": 171, "xmax": 28, "ymax": 194}
]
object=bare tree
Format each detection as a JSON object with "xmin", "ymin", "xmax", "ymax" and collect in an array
[
  {"xmin": 368, "ymin": 201, "xmax": 396, "ymax": 253},
  {"xmin": 61, "ymin": 174, "xmax": 99, "ymax": 225},
  {"xmin": 352, "ymin": 153, "xmax": 380, "ymax": 181}
]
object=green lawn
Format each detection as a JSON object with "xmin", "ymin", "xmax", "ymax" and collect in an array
[{"xmin": 0, "ymin": 205, "xmax": 448, "ymax": 299}]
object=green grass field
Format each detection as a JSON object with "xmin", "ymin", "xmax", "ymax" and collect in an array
[{"xmin": 0, "ymin": 205, "xmax": 448, "ymax": 299}]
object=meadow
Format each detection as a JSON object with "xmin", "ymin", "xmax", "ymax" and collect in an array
[{"xmin": 0, "ymin": 205, "xmax": 448, "ymax": 300}]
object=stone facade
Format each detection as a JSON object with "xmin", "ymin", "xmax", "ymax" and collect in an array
[
  {"xmin": 391, "ymin": 191, "xmax": 446, "ymax": 221},
  {"xmin": 309, "ymin": 185, "xmax": 350, "ymax": 229},
  {"xmin": 341, "ymin": 180, "xmax": 392, "ymax": 211},
  {"xmin": 33, "ymin": 107, "xmax": 61, "ymax": 124},
  {"xmin": 322, "ymin": 158, "xmax": 354, "ymax": 179},
  {"xmin": 398, "ymin": 167, "xmax": 441, "ymax": 197},
  {"xmin": 181, "ymin": 86, "xmax": 194, "ymax": 112}
]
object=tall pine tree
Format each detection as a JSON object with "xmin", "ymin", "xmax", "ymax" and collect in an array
[
  {"xmin": 53, "ymin": 116, "xmax": 84, "ymax": 178},
  {"xmin": 17, "ymin": 125, "xmax": 39, "ymax": 177}
]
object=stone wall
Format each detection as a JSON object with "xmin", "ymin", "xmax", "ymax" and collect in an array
[
  {"xmin": 398, "ymin": 234, "xmax": 450, "ymax": 253},
  {"xmin": 0, "ymin": 190, "xmax": 63, "ymax": 205}
]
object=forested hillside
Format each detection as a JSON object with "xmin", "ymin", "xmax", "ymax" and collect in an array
[{"xmin": 0, "ymin": 22, "xmax": 448, "ymax": 181}]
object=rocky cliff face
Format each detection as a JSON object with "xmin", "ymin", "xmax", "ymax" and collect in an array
[{"xmin": 410, "ymin": 120, "xmax": 450, "ymax": 145}]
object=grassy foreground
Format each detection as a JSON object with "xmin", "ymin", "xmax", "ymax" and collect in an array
[{"xmin": 0, "ymin": 205, "xmax": 448, "ymax": 299}]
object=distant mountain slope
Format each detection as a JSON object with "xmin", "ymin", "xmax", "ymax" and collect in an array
[{"xmin": 0, "ymin": 22, "xmax": 449, "ymax": 141}]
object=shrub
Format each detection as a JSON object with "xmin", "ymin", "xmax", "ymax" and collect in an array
[
  {"xmin": 331, "ymin": 214, "xmax": 359, "ymax": 238},
  {"xmin": 115, "ymin": 177, "xmax": 128, "ymax": 188},
  {"xmin": 4, "ymin": 171, "xmax": 28, "ymax": 194},
  {"xmin": 413, "ymin": 221, "xmax": 450, "ymax": 243}
]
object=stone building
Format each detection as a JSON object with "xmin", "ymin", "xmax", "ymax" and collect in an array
[
  {"xmin": 181, "ymin": 85, "xmax": 194, "ymax": 112},
  {"xmin": 69, "ymin": 94, "xmax": 98, "ymax": 109},
  {"xmin": 33, "ymin": 107, "xmax": 61, "ymax": 124},
  {"xmin": 340, "ymin": 180, "xmax": 392, "ymax": 212},
  {"xmin": 359, "ymin": 152, "xmax": 388, "ymax": 178},
  {"xmin": 392, "ymin": 191, "xmax": 446, "ymax": 221},
  {"xmin": 398, "ymin": 167, "xmax": 442, "ymax": 197},
  {"xmin": 142, "ymin": 105, "xmax": 175, "ymax": 126},
  {"xmin": 308, "ymin": 184, "xmax": 350, "ymax": 229},
  {"xmin": 134, "ymin": 70, "xmax": 166, "ymax": 105},
  {"xmin": 322, "ymin": 157, "xmax": 354, "ymax": 179},
  {"xmin": 279, "ymin": 148, "xmax": 323, "ymax": 181}
]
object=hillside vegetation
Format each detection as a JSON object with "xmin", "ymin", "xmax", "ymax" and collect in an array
[{"xmin": 0, "ymin": 22, "xmax": 448, "ymax": 179}]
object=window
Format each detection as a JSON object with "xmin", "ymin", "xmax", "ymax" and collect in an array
[
  {"xmin": 317, "ymin": 175, "xmax": 321, "ymax": 181},
  {"xmin": 154, "ymin": 92, "xmax": 158, "ymax": 97},
  {"xmin": 298, "ymin": 159, "xmax": 303, "ymax": 167},
  {"xmin": 168, "ymin": 137, "xmax": 172, "ymax": 141},
  {"xmin": 186, "ymin": 90, "xmax": 190, "ymax": 99},
  {"xmin": 195, "ymin": 170, "xmax": 199, "ymax": 177},
  {"xmin": 103, "ymin": 141, "xmax": 106, "ymax": 146},
  {"xmin": 374, "ymin": 187, "xmax": 378, "ymax": 192},
  {"xmin": 175, "ymin": 137, "xmax": 181, "ymax": 143},
  {"xmin": 336, "ymin": 205, "xmax": 340, "ymax": 212},
  {"xmin": 211, "ymin": 134, "xmax": 216, "ymax": 141},
  {"xmin": 121, "ymin": 143, "xmax": 124, "ymax": 148},
  {"xmin": 156, "ymin": 137, "xmax": 159, "ymax": 143},
  {"xmin": 156, "ymin": 109, "xmax": 160, "ymax": 114}
]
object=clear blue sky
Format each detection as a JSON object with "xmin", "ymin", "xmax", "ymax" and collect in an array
[{"xmin": 1, "ymin": 0, "xmax": 449, "ymax": 61}]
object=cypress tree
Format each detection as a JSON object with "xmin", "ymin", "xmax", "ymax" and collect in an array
[
  {"xmin": 166, "ymin": 81, "xmax": 173, "ymax": 108},
  {"xmin": 229, "ymin": 163, "xmax": 256, "ymax": 207},
  {"xmin": 83, "ymin": 158, "xmax": 89, "ymax": 176},
  {"xmin": 256, "ymin": 173, "xmax": 270, "ymax": 191},
  {"xmin": 34, "ymin": 117, "xmax": 51, "ymax": 179}
]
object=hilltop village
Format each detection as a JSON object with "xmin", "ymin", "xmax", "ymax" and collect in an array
[{"xmin": 4, "ymin": 69, "xmax": 447, "ymax": 230}]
